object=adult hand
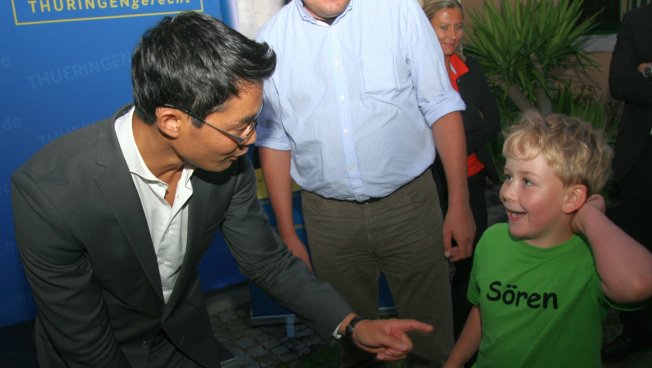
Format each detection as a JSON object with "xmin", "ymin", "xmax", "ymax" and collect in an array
[
  {"xmin": 637, "ymin": 62, "xmax": 652, "ymax": 74},
  {"xmin": 351, "ymin": 318, "xmax": 434, "ymax": 361},
  {"xmin": 283, "ymin": 233, "xmax": 313, "ymax": 272},
  {"xmin": 443, "ymin": 202, "xmax": 476, "ymax": 261},
  {"xmin": 571, "ymin": 194, "xmax": 606, "ymax": 235}
]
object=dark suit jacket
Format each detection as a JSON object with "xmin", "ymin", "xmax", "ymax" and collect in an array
[
  {"xmin": 456, "ymin": 56, "xmax": 501, "ymax": 183},
  {"xmin": 12, "ymin": 106, "xmax": 351, "ymax": 368},
  {"xmin": 609, "ymin": 4, "xmax": 652, "ymax": 180},
  {"xmin": 433, "ymin": 55, "xmax": 501, "ymax": 191}
]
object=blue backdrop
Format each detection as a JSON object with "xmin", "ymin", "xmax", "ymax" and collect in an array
[{"xmin": 0, "ymin": 0, "xmax": 244, "ymax": 328}]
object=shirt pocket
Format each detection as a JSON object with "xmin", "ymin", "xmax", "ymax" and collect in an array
[{"xmin": 360, "ymin": 50, "xmax": 399, "ymax": 94}]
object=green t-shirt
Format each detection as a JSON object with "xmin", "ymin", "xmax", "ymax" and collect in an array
[{"xmin": 468, "ymin": 223, "xmax": 606, "ymax": 368}]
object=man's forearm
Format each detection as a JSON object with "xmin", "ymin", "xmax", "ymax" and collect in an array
[
  {"xmin": 258, "ymin": 147, "xmax": 296, "ymax": 238},
  {"xmin": 432, "ymin": 111, "xmax": 470, "ymax": 206}
]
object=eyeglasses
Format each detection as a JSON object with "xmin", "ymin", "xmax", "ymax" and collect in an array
[{"xmin": 163, "ymin": 104, "xmax": 257, "ymax": 146}]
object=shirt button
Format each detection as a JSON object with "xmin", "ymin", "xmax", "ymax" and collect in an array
[
  {"xmin": 339, "ymin": 95, "xmax": 345, "ymax": 101},
  {"xmin": 343, "ymin": 129, "xmax": 349, "ymax": 134},
  {"xmin": 158, "ymin": 258, "xmax": 165, "ymax": 265},
  {"xmin": 141, "ymin": 340, "xmax": 149, "ymax": 349},
  {"xmin": 335, "ymin": 59, "xmax": 340, "ymax": 66}
]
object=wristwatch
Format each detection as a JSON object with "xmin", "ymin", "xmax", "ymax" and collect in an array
[
  {"xmin": 345, "ymin": 315, "xmax": 368, "ymax": 337},
  {"xmin": 643, "ymin": 65, "xmax": 652, "ymax": 78}
]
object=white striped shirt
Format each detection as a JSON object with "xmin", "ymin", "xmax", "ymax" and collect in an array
[{"xmin": 256, "ymin": 0, "xmax": 465, "ymax": 201}]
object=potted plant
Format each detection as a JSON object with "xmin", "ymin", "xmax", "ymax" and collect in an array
[{"xmin": 465, "ymin": 0, "xmax": 598, "ymax": 117}]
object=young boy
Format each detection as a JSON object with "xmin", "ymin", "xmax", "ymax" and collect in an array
[{"xmin": 443, "ymin": 111, "xmax": 652, "ymax": 367}]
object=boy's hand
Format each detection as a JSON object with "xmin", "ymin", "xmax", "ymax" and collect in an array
[{"xmin": 572, "ymin": 194, "xmax": 606, "ymax": 234}]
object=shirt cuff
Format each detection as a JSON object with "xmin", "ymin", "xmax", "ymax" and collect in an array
[{"xmin": 332, "ymin": 322, "xmax": 344, "ymax": 340}]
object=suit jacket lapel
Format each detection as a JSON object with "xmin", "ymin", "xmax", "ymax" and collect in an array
[
  {"xmin": 94, "ymin": 111, "xmax": 164, "ymax": 303},
  {"xmin": 187, "ymin": 174, "xmax": 214, "ymax": 265}
]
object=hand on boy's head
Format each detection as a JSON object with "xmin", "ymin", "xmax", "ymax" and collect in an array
[
  {"xmin": 584, "ymin": 195, "xmax": 606, "ymax": 212},
  {"xmin": 572, "ymin": 194, "xmax": 606, "ymax": 234}
]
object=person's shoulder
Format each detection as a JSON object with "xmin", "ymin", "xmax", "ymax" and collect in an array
[
  {"xmin": 460, "ymin": 55, "xmax": 489, "ymax": 79},
  {"xmin": 15, "ymin": 116, "xmax": 114, "ymax": 181},
  {"xmin": 257, "ymin": 2, "xmax": 295, "ymax": 41},
  {"xmin": 483, "ymin": 223, "xmax": 509, "ymax": 238},
  {"xmin": 632, "ymin": 4, "xmax": 652, "ymax": 17},
  {"xmin": 352, "ymin": 0, "xmax": 417, "ymax": 19},
  {"xmin": 476, "ymin": 223, "xmax": 509, "ymax": 252},
  {"xmin": 623, "ymin": 4, "xmax": 652, "ymax": 23},
  {"xmin": 570, "ymin": 234, "xmax": 594, "ymax": 258},
  {"xmin": 463, "ymin": 55, "xmax": 480, "ymax": 68}
]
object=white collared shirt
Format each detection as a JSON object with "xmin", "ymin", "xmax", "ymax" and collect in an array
[
  {"xmin": 115, "ymin": 107, "xmax": 194, "ymax": 303},
  {"xmin": 257, "ymin": 0, "xmax": 465, "ymax": 201}
]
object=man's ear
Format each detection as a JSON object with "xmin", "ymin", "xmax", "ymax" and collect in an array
[
  {"xmin": 155, "ymin": 106, "xmax": 184, "ymax": 138},
  {"xmin": 562, "ymin": 184, "xmax": 588, "ymax": 214}
]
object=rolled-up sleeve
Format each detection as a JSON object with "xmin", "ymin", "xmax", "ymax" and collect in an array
[{"xmin": 402, "ymin": 0, "xmax": 465, "ymax": 127}]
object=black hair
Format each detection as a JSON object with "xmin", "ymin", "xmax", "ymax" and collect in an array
[{"xmin": 131, "ymin": 11, "xmax": 276, "ymax": 125}]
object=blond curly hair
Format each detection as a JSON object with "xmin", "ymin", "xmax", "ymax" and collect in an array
[{"xmin": 503, "ymin": 110, "xmax": 613, "ymax": 195}]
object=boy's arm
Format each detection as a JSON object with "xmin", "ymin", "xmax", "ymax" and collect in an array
[
  {"xmin": 573, "ymin": 195, "xmax": 652, "ymax": 303},
  {"xmin": 443, "ymin": 306, "xmax": 482, "ymax": 368}
]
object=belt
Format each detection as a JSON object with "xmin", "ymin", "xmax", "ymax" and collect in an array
[
  {"xmin": 308, "ymin": 193, "xmax": 386, "ymax": 205},
  {"xmin": 307, "ymin": 170, "xmax": 430, "ymax": 205},
  {"xmin": 354, "ymin": 196, "xmax": 385, "ymax": 205}
]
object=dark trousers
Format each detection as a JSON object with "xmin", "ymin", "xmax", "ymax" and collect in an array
[
  {"xmin": 617, "ymin": 139, "xmax": 652, "ymax": 338},
  {"xmin": 302, "ymin": 171, "xmax": 454, "ymax": 368},
  {"xmin": 447, "ymin": 172, "xmax": 487, "ymax": 339}
]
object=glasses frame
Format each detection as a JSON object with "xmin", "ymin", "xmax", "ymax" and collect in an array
[{"xmin": 162, "ymin": 104, "xmax": 257, "ymax": 146}]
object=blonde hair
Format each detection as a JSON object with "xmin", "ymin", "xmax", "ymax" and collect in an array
[
  {"xmin": 422, "ymin": 0, "xmax": 465, "ymax": 60},
  {"xmin": 502, "ymin": 110, "xmax": 613, "ymax": 195},
  {"xmin": 422, "ymin": 0, "xmax": 463, "ymax": 20}
]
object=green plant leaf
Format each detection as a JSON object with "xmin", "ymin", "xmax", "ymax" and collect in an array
[{"xmin": 467, "ymin": 0, "xmax": 599, "ymax": 114}]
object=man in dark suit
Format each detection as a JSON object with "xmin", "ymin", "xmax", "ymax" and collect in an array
[
  {"xmin": 605, "ymin": 3, "xmax": 652, "ymax": 361},
  {"xmin": 11, "ymin": 12, "xmax": 432, "ymax": 368}
]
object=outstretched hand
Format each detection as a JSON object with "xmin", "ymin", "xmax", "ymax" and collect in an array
[{"xmin": 352, "ymin": 318, "xmax": 434, "ymax": 361}]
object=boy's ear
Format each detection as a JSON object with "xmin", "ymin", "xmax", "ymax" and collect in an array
[
  {"xmin": 155, "ymin": 106, "xmax": 183, "ymax": 138},
  {"xmin": 562, "ymin": 184, "xmax": 588, "ymax": 214}
]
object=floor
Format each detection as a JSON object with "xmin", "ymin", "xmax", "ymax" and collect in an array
[{"xmin": 0, "ymin": 287, "xmax": 329, "ymax": 368}]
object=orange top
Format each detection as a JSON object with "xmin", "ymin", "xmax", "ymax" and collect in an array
[{"xmin": 447, "ymin": 54, "xmax": 484, "ymax": 177}]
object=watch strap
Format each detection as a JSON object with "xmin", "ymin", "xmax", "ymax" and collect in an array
[
  {"xmin": 643, "ymin": 66, "xmax": 652, "ymax": 78},
  {"xmin": 345, "ymin": 315, "xmax": 368, "ymax": 337}
]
